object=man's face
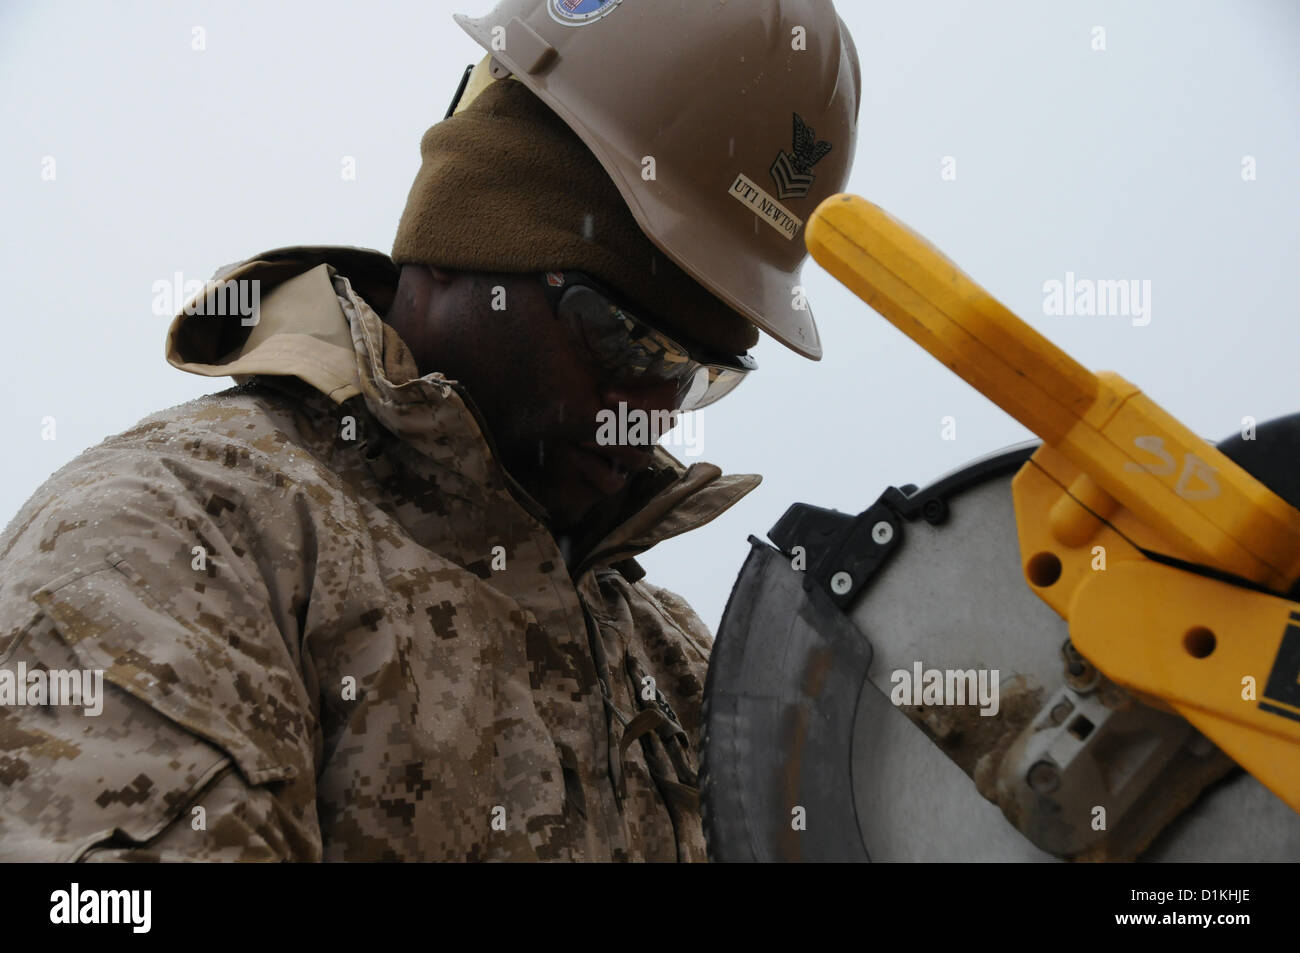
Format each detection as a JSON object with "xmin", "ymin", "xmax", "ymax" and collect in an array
[{"xmin": 385, "ymin": 265, "xmax": 681, "ymax": 533}]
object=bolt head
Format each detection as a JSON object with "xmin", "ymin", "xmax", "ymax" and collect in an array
[
  {"xmin": 1049, "ymin": 702, "xmax": 1073, "ymax": 725},
  {"xmin": 922, "ymin": 499, "xmax": 946, "ymax": 523},
  {"xmin": 830, "ymin": 571, "xmax": 852, "ymax": 595},
  {"xmin": 871, "ymin": 520, "xmax": 894, "ymax": 544},
  {"xmin": 1027, "ymin": 760, "xmax": 1061, "ymax": 794}
]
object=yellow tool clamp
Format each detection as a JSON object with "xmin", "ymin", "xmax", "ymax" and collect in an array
[{"xmin": 806, "ymin": 194, "xmax": 1300, "ymax": 811}]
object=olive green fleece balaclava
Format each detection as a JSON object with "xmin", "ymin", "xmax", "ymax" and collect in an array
[{"xmin": 390, "ymin": 76, "xmax": 759, "ymax": 356}]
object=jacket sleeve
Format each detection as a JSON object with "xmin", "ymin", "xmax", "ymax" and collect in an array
[{"xmin": 0, "ymin": 412, "xmax": 327, "ymax": 861}]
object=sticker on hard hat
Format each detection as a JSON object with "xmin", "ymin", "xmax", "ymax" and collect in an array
[
  {"xmin": 548, "ymin": 0, "xmax": 621, "ymax": 26},
  {"xmin": 769, "ymin": 113, "xmax": 833, "ymax": 200},
  {"xmin": 729, "ymin": 173, "xmax": 804, "ymax": 241}
]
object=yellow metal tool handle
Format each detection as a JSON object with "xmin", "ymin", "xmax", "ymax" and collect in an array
[{"xmin": 805, "ymin": 194, "xmax": 1300, "ymax": 592}]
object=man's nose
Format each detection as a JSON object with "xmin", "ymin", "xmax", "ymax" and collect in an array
[
  {"xmin": 598, "ymin": 376, "xmax": 679, "ymax": 414},
  {"xmin": 597, "ymin": 377, "xmax": 681, "ymax": 446}
]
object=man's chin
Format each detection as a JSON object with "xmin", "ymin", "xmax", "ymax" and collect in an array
[
  {"xmin": 543, "ymin": 489, "xmax": 608, "ymax": 535},
  {"xmin": 537, "ymin": 478, "xmax": 634, "ymax": 539},
  {"xmin": 507, "ymin": 444, "xmax": 631, "ymax": 536}
]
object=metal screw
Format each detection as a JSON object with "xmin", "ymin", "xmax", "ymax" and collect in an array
[
  {"xmin": 871, "ymin": 521, "xmax": 894, "ymax": 544},
  {"xmin": 1027, "ymin": 760, "xmax": 1061, "ymax": 794},
  {"xmin": 922, "ymin": 499, "xmax": 947, "ymax": 524},
  {"xmin": 1049, "ymin": 701, "xmax": 1073, "ymax": 726},
  {"xmin": 830, "ymin": 571, "xmax": 853, "ymax": 595}
]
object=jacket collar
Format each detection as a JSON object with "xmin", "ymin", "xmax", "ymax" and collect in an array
[{"xmin": 165, "ymin": 246, "xmax": 760, "ymax": 564}]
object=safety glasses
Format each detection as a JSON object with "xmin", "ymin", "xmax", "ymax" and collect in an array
[{"xmin": 540, "ymin": 270, "xmax": 756, "ymax": 411}]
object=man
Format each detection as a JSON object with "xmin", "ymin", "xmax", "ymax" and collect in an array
[{"xmin": 0, "ymin": 0, "xmax": 858, "ymax": 860}]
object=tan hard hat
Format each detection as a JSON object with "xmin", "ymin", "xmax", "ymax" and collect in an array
[{"xmin": 452, "ymin": 0, "xmax": 861, "ymax": 360}]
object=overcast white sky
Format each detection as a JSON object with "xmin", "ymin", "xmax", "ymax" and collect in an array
[{"xmin": 2, "ymin": 0, "xmax": 1297, "ymax": 633}]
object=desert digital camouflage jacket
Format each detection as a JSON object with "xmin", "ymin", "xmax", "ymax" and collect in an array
[{"xmin": 0, "ymin": 246, "xmax": 759, "ymax": 861}]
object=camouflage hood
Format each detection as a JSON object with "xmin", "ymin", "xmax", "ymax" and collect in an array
[
  {"xmin": 164, "ymin": 245, "xmax": 761, "ymax": 566},
  {"xmin": 1, "ymin": 245, "xmax": 762, "ymax": 861}
]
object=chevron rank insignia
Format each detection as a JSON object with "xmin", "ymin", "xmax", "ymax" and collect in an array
[{"xmin": 769, "ymin": 113, "xmax": 833, "ymax": 200}]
